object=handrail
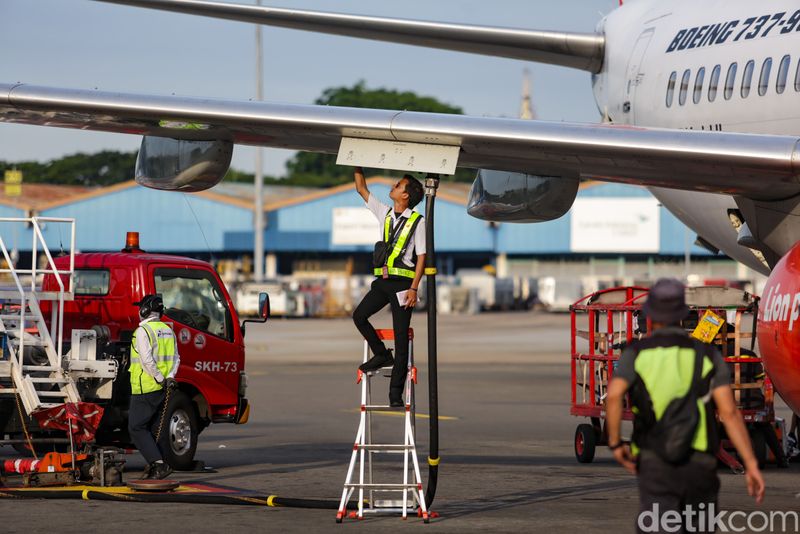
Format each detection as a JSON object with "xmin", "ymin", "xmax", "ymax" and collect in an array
[
  {"xmin": 31, "ymin": 219, "xmax": 69, "ymax": 364},
  {"xmin": 0, "ymin": 232, "xmax": 27, "ymax": 375},
  {"xmin": 0, "ymin": 216, "xmax": 75, "ymax": 372}
]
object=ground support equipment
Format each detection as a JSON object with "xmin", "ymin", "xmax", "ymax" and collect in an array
[
  {"xmin": 336, "ymin": 328, "xmax": 430, "ymax": 523},
  {"xmin": 570, "ymin": 286, "xmax": 648, "ymax": 463},
  {"xmin": 569, "ymin": 285, "xmax": 779, "ymax": 470}
]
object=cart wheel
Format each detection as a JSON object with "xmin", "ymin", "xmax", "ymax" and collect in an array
[{"xmin": 575, "ymin": 424, "xmax": 596, "ymax": 463}]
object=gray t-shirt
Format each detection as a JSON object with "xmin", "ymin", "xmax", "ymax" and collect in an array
[{"xmin": 615, "ymin": 327, "xmax": 730, "ymax": 390}]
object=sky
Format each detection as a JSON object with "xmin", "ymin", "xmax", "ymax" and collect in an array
[{"xmin": 0, "ymin": 0, "xmax": 618, "ymax": 178}]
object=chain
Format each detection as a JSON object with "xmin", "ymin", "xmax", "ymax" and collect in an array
[
  {"xmin": 15, "ymin": 392, "xmax": 38, "ymax": 461},
  {"xmin": 154, "ymin": 385, "xmax": 172, "ymax": 443}
]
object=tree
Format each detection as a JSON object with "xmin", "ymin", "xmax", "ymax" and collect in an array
[
  {"xmin": 285, "ymin": 81, "xmax": 475, "ymax": 185},
  {"xmin": 1, "ymin": 151, "xmax": 137, "ymax": 186}
]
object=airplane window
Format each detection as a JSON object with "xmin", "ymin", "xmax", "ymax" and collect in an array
[
  {"xmin": 679, "ymin": 69, "xmax": 691, "ymax": 106},
  {"xmin": 794, "ymin": 58, "xmax": 800, "ymax": 92},
  {"xmin": 708, "ymin": 65, "xmax": 721, "ymax": 102},
  {"xmin": 777, "ymin": 55, "xmax": 790, "ymax": 94},
  {"xmin": 741, "ymin": 60, "xmax": 755, "ymax": 98},
  {"xmin": 724, "ymin": 63, "xmax": 737, "ymax": 100},
  {"xmin": 666, "ymin": 71, "xmax": 677, "ymax": 107},
  {"xmin": 693, "ymin": 67, "xmax": 705, "ymax": 104},
  {"xmin": 758, "ymin": 58, "xmax": 772, "ymax": 96}
]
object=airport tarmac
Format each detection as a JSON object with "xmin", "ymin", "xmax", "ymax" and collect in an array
[{"xmin": 2, "ymin": 312, "xmax": 799, "ymax": 532}]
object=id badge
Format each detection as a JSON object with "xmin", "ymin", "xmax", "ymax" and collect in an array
[{"xmin": 382, "ymin": 266, "xmax": 389, "ymax": 279}]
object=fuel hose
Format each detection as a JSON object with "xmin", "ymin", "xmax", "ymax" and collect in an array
[
  {"xmin": 423, "ymin": 175, "xmax": 440, "ymax": 508},
  {"xmin": 0, "ymin": 489, "xmax": 347, "ymax": 509}
]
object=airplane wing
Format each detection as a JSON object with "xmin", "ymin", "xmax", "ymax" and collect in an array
[
  {"xmin": 93, "ymin": 0, "xmax": 604, "ymax": 73},
  {"xmin": 3, "ymin": 82, "xmax": 800, "ymax": 201}
]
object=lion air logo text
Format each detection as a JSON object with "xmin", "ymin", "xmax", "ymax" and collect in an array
[{"xmin": 761, "ymin": 284, "xmax": 800, "ymax": 331}]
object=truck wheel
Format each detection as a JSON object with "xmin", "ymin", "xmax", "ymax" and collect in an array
[
  {"xmin": 575, "ymin": 424, "xmax": 596, "ymax": 463},
  {"xmin": 158, "ymin": 390, "xmax": 199, "ymax": 470}
]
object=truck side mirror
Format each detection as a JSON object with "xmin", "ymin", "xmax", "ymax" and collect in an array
[
  {"xmin": 258, "ymin": 292, "xmax": 270, "ymax": 320},
  {"xmin": 241, "ymin": 292, "xmax": 270, "ymax": 337}
]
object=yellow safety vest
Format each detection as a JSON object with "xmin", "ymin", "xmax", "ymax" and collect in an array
[
  {"xmin": 373, "ymin": 210, "xmax": 421, "ymax": 279},
  {"xmin": 130, "ymin": 321, "xmax": 177, "ymax": 395}
]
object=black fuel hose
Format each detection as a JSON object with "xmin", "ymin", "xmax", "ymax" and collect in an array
[
  {"xmin": 423, "ymin": 175, "xmax": 440, "ymax": 509},
  {"xmin": 0, "ymin": 489, "xmax": 346, "ymax": 509}
]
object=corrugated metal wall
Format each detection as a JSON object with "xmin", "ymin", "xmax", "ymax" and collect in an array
[{"xmin": 0, "ymin": 181, "xmax": 712, "ymax": 257}]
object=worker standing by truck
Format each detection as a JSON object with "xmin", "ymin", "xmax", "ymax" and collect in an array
[
  {"xmin": 352, "ymin": 167, "xmax": 426, "ymax": 407},
  {"xmin": 606, "ymin": 278, "xmax": 764, "ymax": 532},
  {"xmin": 128, "ymin": 294, "xmax": 180, "ymax": 480}
]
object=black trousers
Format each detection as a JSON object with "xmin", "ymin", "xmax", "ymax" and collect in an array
[
  {"xmin": 636, "ymin": 450, "xmax": 720, "ymax": 533},
  {"xmin": 353, "ymin": 277, "xmax": 414, "ymax": 390},
  {"xmin": 128, "ymin": 390, "xmax": 166, "ymax": 464}
]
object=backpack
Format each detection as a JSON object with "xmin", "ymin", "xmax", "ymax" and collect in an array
[{"xmin": 645, "ymin": 341, "xmax": 709, "ymax": 464}]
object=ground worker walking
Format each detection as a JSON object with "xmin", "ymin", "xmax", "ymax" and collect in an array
[
  {"xmin": 352, "ymin": 167, "xmax": 426, "ymax": 407},
  {"xmin": 606, "ymin": 278, "xmax": 765, "ymax": 533},
  {"xmin": 128, "ymin": 294, "xmax": 180, "ymax": 480}
]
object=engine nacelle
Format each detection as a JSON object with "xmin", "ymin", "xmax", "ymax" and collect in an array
[
  {"xmin": 135, "ymin": 136, "xmax": 233, "ymax": 192},
  {"xmin": 466, "ymin": 170, "xmax": 579, "ymax": 223}
]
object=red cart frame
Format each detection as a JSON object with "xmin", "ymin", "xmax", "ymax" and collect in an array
[{"xmin": 569, "ymin": 285, "xmax": 776, "ymax": 470}]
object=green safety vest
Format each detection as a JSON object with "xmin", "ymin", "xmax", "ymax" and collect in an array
[
  {"xmin": 130, "ymin": 321, "xmax": 177, "ymax": 395},
  {"xmin": 627, "ymin": 333, "xmax": 717, "ymax": 457},
  {"xmin": 373, "ymin": 210, "xmax": 421, "ymax": 279}
]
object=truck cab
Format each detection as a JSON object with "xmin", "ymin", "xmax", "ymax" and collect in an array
[{"xmin": 39, "ymin": 235, "xmax": 263, "ymax": 469}]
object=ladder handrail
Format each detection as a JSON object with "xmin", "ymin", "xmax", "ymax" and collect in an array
[
  {"xmin": 30, "ymin": 218, "xmax": 73, "ymax": 364},
  {"xmin": 0, "ymin": 232, "xmax": 28, "ymax": 374},
  {"xmin": 0, "ymin": 216, "xmax": 78, "ymax": 414}
]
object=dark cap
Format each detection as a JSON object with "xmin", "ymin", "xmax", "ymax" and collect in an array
[
  {"xmin": 132, "ymin": 294, "xmax": 164, "ymax": 315},
  {"xmin": 642, "ymin": 278, "xmax": 689, "ymax": 324}
]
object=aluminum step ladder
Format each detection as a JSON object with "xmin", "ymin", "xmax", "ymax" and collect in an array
[
  {"xmin": 0, "ymin": 217, "xmax": 80, "ymax": 414},
  {"xmin": 336, "ymin": 328, "xmax": 430, "ymax": 523}
]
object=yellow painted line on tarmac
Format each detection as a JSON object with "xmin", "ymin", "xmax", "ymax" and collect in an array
[{"xmin": 344, "ymin": 409, "xmax": 458, "ymax": 421}]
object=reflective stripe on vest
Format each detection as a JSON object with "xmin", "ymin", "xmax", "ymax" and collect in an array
[
  {"xmin": 130, "ymin": 321, "xmax": 177, "ymax": 395},
  {"xmin": 631, "ymin": 345, "xmax": 714, "ymax": 455},
  {"xmin": 373, "ymin": 210, "xmax": 421, "ymax": 279}
]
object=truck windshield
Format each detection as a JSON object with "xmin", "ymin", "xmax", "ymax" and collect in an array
[{"xmin": 154, "ymin": 268, "xmax": 232, "ymax": 340}]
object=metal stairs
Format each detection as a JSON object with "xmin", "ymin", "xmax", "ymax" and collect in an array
[{"xmin": 0, "ymin": 217, "xmax": 80, "ymax": 414}]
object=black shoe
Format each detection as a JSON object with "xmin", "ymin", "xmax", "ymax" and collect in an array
[
  {"xmin": 140, "ymin": 463, "xmax": 153, "ymax": 480},
  {"xmin": 359, "ymin": 350, "xmax": 394, "ymax": 373},
  {"xmin": 389, "ymin": 388, "xmax": 404, "ymax": 407},
  {"xmin": 150, "ymin": 461, "xmax": 173, "ymax": 480},
  {"xmin": 778, "ymin": 458, "xmax": 790, "ymax": 468}
]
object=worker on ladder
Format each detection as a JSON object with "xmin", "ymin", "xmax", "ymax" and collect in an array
[
  {"xmin": 128, "ymin": 294, "xmax": 180, "ymax": 480},
  {"xmin": 352, "ymin": 167, "xmax": 426, "ymax": 407}
]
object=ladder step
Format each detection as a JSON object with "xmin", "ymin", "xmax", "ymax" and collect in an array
[
  {"xmin": 29, "ymin": 377, "xmax": 67, "ymax": 384},
  {"xmin": 363, "ymin": 405, "xmax": 406, "ymax": 411},
  {"xmin": 0, "ymin": 291, "xmax": 74, "ymax": 301},
  {"xmin": 0, "ymin": 388, "xmax": 19, "ymax": 394},
  {"xmin": 344, "ymin": 483, "xmax": 420, "ymax": 489},
  {"xmin": 357, "ymin": 444, "xmax": 412, "ymax": 451},
  {"xmin": 22, "ymin": 366, "xmax": 60, "ymax": 372},
  {"xmin": 11, "ymin": 339, "xmax": 47, "ymax": 347},
  {"xmin": 0, "ymin": 314, "xmax": 38, "ymax": 321},
  {"xmin": 36, "ymin": 391, "xmax": 69, "ymax": 397},
  {"xmin": 37, "ymin": 403, "xmax": 62, "ymax": 409}
]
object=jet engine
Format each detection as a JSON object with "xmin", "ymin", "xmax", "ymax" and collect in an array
[
  {"xmin": 466, "ymin": 170, "xmax": 579, "ymax": 222},
  {"xmin": 135, "ymin": 136, "xmax": 233, "ymax": 192}
]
